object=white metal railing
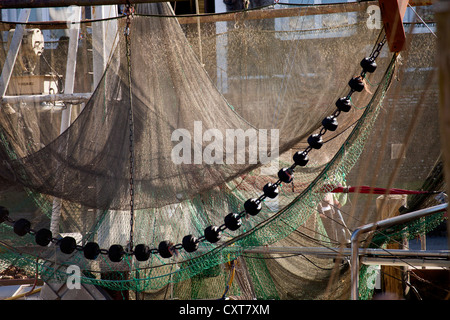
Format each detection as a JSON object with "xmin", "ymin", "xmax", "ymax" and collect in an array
[{"xmin": 350, "ymin": 203, "xmax": 448, "ymax": 300}]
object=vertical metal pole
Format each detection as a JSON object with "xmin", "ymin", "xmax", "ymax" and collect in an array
[
  {"xmin": 0, "ymin": 8, "xmax": 31, "ymax": 97},
  {"xmin": 92, "ymin": 5, "xmax": 117, "ymax": 89},
  {"xmin": 60, "ymin": 8, "xmax": 81, "ymax": 133},
  {"xmin": 350, "ymin": 228, "xmax": 362, "ymax": 300},
  {"xmin": 215, "ymin": 0, "xmax": 228, "ymax": 93},
  {"xmin": 50, "ymin": 7, "xmax": 81, "ymax": 236},
  {"xmin": 195, "ymin": 0, "xmax": 203, "ymax": 65},
  {"xmin": 91, "ymin": 3, "xmax": 118, "ymax": 259}
]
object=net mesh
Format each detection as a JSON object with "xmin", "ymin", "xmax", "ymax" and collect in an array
[{"xmin": 0, "ymin": 1, "xmax": 445, "ymax": 300}]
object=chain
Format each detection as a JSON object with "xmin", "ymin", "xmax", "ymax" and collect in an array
[
  {"xmin": 370, "ymin": 34, "xmax": 387, "ymax": 61},
  {"xmin": 124, "ymin": 2, "xmax": 135, "ymax": 253},
  {"xmin": 360, "ymin": 34, "xmax": 387, "ymax": 83}
]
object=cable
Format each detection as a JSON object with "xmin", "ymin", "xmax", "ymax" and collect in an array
[
  {"xmin": 242, "ymin": 252, "xmax": 336, "ymax": 271},
  {"xmin": 407, "ymin": 4, "xmax": 437, "ymax": 38},
  {"xmin": 219, "ymin": 260, "xmax": 236, "ymax": 299}
]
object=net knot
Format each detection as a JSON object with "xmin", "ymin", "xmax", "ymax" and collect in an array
[{"xmin": 124, "ymin": 2, "xmax": 135, "ymax": 35}]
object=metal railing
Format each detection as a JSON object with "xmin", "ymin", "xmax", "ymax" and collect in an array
[{"xmin": 350, "ymin": 203, "xmax": 448, "ymax": 300}]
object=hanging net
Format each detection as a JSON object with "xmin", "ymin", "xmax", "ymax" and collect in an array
[{"xmin": 0, "ymin": 1, "xmax": 445, "ymax": 300}]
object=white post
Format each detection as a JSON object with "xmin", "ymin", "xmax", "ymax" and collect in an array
[
  {"xmin": 195, "ymin": 0, "xmax": 203, "ymax": 65},
  {"xmin": 50, "ymin": 7, "xmax": 81, "ymax": 236},
  {"xmin": 0, "ymin": 8, "xmax": 31, "ymax": 97},
  {"xmin": 215, "ymin": 0, "xmax": 228, "ymax": 94},
  {"xmin": 60, "ymin": 9, "xmax": 81, "ymax": 133},
  {"xmin": 92, "ymin": 5, "xmax": 118, "ymax": 89},
  {"xmin": 90, "ymin": 5, "xmax": 118, "ymax": 250}
]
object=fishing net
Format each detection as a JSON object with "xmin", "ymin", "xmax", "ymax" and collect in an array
[{"xmin": 0, "ymin": 1, "xmax": 445, "ymax": 300}]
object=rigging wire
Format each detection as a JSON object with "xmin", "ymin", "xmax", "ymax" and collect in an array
[
  {"xmin": 242, "ymin": 252, "xmax": 336, "ymax": 271},
  {"xmin": 407, "ymin": 3, "xmax": 437, "ymax": 38}
]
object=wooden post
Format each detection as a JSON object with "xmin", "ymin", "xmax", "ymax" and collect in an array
[
  {"xmin": 376, "ymin": 194, "xmax": 407, "ymax": 299},
  {"xmin": 378, "ymin": 0, "xmax": 409, "ymax": 52},
  {"xmin": 436, "ymin": 1, "xmax": 450, "ymax": 251}
]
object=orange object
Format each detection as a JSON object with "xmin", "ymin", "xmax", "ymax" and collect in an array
[{"xmin": 379, "ymin": 0, "xmax": 409, "ymax": 52}]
